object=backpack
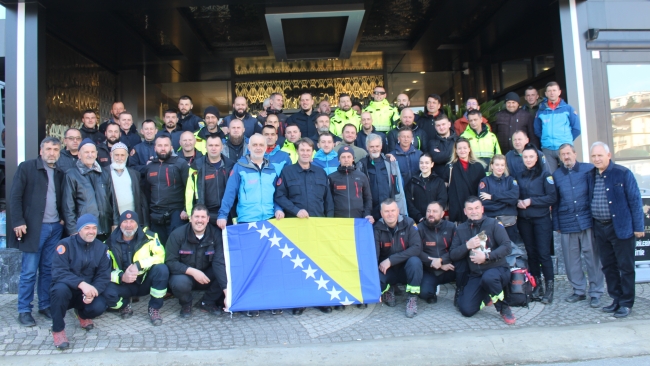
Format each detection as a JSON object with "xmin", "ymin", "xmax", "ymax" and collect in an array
[{"xmin": 507, "ymin": 268, "xmax": 535, "ymax": 308}]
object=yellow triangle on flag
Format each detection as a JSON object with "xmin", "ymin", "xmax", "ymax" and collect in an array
[{"xmin": 270, "ymin": 218, "xmax": 364, "ymax": 303}]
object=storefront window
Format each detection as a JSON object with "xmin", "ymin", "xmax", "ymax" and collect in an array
[
  {"xmin": 608, "ymin": 64, "xmax": 650, "ymax": 161},
  {"xmin": 501, "ymin": 59, "xmax": 531, "ymax": 89},
  {"xmin": 534, "ymin": 55, "xmax": 554, "ymax": 76}
]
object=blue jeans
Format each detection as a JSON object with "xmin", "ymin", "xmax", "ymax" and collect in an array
[{"xmin": 17, "ymin": 222, "xmax": 63, "ymax": 313}]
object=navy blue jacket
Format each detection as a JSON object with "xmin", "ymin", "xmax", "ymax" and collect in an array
[
  {"xmin": 552, "ymin": 161, "xmax": 594, "ymax": 233},
  {"xmin": 80, "ymin": 126, "xmax": 105, "ymax": 145},
  {"xmin": 478, "ymin": 174, "xmax": 519, "ymax": 217},
  {"xmin": 387, "ymin": 122, "xmax": 429, "ymax": 152},
  {"xmin": 223, "ymin": 113, "xmax": 261, "ymax": 138},
  {"xmin": 517, "ymin": 168, "xmax": 557, "ymax": 219},
  {"xmin": 589, "ymin": 162, "xmax": 644, "ymax": 239},
  {"xmin": 97, "ymin": 142, "xmax": 112, "ymax": 168},
  {"xmin": 119, "ymin": 127, "xmax": 142, "ymax": 150},
  {"xmin": 51, "ymin": 235, "xmax": 111, "ymax": 293},
  {"xmin": 179, "ymin": 112, "xmax": 204, "ymax": 132},
  {"xmin": 356, "ymin": 128, "xmax": 388, "ymax": 154},
  {"xmin": 156, "ymin": 129, "xmax": 182, "ymax": 152},
  {"xmin": 428, "ymin": 130, "xmax": 458, "ymax": 177},
  {"xmin": 128, "ymin": 139, "xmax": 156, "ymax": 179},
  {"xmin": 506, "ymin": 149, "xmax": 550, "ymax": 178},
  {"xmin": 391, "ymin": 145, "xmax": 423, "ymax": 186},
  {"xmin": 286, "ymin": 109, "xmax": 317, "ymax": 139},
  {"xmin": 274, "ymin": 163, "xmax": 334, "ymax": 218}
]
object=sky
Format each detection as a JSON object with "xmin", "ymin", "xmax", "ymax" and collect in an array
[{"xmin": 608, "ymin": 64, "xmax": 650, "ymax": 99}]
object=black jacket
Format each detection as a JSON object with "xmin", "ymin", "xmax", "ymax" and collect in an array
[
  {"xmin": 63, "ymin": 161, "xmax": 115, "ymax": 235},
  {"xmin": 80, "ymin": 126, "xmax": 105, "ymax": 145},
  {"xmin": 417, "ymin": 111, "xmax": 445, "ymax": 144},
  {"xmin": 328, "ymin": 165, "xmax": 373, "ymax": 218},
  {"xmin": 187, "ymin": 155, "xmax": 234, "ymax": 220},
  {"xmin": 387, "ymin": 122, "xmax": 429, "ymax": 152},
  {"xmin": 274, "ymin": 163, "xmax": 334, "ymax": 217},
  {"xmin": 449, "ymin": 216, "xmax": 512, "ymax": 275},
  {"xmin": 493, "ymin": 108, "xmax": 537, "ymax": 152},
  {"xmin": 56, "ymin": 149, "xmax": 79, "ymax": 173},
  {"xmin": 165, "ymin": 223, "xmax": 227, "ymax": 289},
  {"xmin": 223, "ymin": 113, "xmax": 261, "ymax": 138},
  {"xmin": 9, "ymin": 157, "xmax": 65, "ymax": 252},
  {"xmin": 373, "ymin": 215, "xmax": 422, "ymax": 264},
  {"xmin": 417, "ymin": 219, "xmax": 456, "ymax": 267},
  {"xmin": 478, "ymin": 174, "xmax": 519, "ymax": 217},
  {"xmin": 155, "ymin": 129, "xmax": 182, "ymax": 151},
  {"xmin": 286, "ymin": 109, "xmax": 317, "ymax": 138},
  {"xmin": 355, "ymin": 128, "xmax": 388, "ymax": 153},
  {"xmin": 145, "ymin": 155, "xmax": 189, "ymax": 214},
  {"xmin": 443, "ymin": 161, "xmax": 486, "ymax": 222},
  {"xmin": 108, "ymin": 166, "xmax": 150, "ymax": 228},
  {"xmin": 51, "ymin": 235, "xmax": 111, "ymax": 293},
  {"xmin": 119, "ymin": 125, "xmax": 142, "ymax": 150},
  {"xmin": 428, "ymin": 130, "xmax": 458, "ymax": 177},
  {"xmin": 179, "ymin": 111, "xmax": 204, "ymax": 132},
  {"xmin": 97, "ymin": 142, "xmax": 112, "ymax": 168},
  {"xmin": 180, "ymin": 149, "xmax": 204, "ymax": 166},
  {"xmin": 128, "ymin": 139, "xmax": 156, "ymax": 178},
  {"xmin": 405, "ymin": 173, "xmax": 448, "ymax": 222},
  {"xmin": 517, "ymin": 168, "xmax": 557, "ymax": 219}
]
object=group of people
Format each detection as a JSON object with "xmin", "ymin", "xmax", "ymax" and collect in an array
[{"xmin": 9, "ymin": 82, "xmax": 643, "ymax": 351}]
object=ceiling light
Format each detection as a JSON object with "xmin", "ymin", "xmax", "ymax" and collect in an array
[
  {"xmin": 405, "ymin": 89, "xmax": 410, "ymax": 92},
  {"xmin": 420, "ymin": 71, "xmax": 425, "ymax": 74},
  {"xmin": 412, "ymin": 80, "xmax": 417, "ymax": 83}
]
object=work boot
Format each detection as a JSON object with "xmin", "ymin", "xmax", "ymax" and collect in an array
[
  {"xmin": 531, "ymin": 276, "xmax": 544, "ymax": 301},
  {"xmin": 541, "ymin": 280, "xmax": 554, "ymax": 304},
  {"xmin": 38, "ymin": 308, "xmax": 52, "ymax": 319},
  {"xmin": 18, "ymin": 312, "xmax": 36, "ymax": 327},
  {"xmin": 454, "ymin": 287, "xmax": 462, "ymax": 308},
  {"xmin": 180, "ymin": 303, "xmax": 192, "ymax": 318},
  {"xmin": 197, "ymin": 301, "xmax": 221, "ymax": 316},
  {"xmin": 74, "ymin": 309, "xmax": 94, "ymax": 330},
  {"xmin": 426, "ymin": 294, "xmax": 438, "ymax": 304},
  {"xmin": 148, "ymin": 307, "xmax": 163, "ymax": 326},
  {"xmin": 382, "ymin": 287, "xmax": 396, "ymax": 307},
  {"xmin": 405, "ymin": 295, "xmax": 418, "ymax": 318},
  {"xmin": 120, "ymin": 304, "xmax": 134, "ymax": 319},
  {"xmin": 500, "ymin": 305, "xmax": 516, "ymax": 325},
  {"xmin": 52, "ymin": 330, "xmax": 70, "ymax": 350}
]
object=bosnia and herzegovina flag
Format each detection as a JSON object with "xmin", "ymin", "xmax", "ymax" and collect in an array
[{"xmin": 223, "ymin": 218, "xmax": 380, "ymax": 311}]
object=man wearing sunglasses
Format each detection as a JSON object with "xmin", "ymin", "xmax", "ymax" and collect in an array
[{"xmin": 364, "ymin": 86, "xmax": 400, "ymax": 133}]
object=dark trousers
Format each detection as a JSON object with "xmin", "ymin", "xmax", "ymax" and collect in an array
[
  {"xmin": 104, "ymin": 264, "xmax": 169, "ymax": 310},
  {"xmin": 518, "ymin": 215, "xmax": 554, "ymax": 279},
  {"xmin": 419, "ymin": 259, "xmax": 468, "ymax": 300},
  {"xmin": 50, "ymin": 282, "xmax": 107, "ymax": 332},
  {"xmin": 150, "ymin": 209, "xmax": 185, "ymax": 246},
  {"xmin": 458, "ymin": 266, "xmax": 510, "ymax": 317},
  {"xmin": 593, "ymin": 221, "xmax": 636, "ymax": 308},
  {"xmin": 379, "ymin": 256, "xmax": 423, "ymax": 294},
  {"xmin": 505, "ymin": 224, "xmax": 522, "ymax": 246},
  {"xmin": 169, "ymin": 270, "xmax": 224, "ymax": 306}
]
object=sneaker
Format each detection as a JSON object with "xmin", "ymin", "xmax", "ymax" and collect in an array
[
  {"xmin": 246, "ymin": 310, "xmax": 260, "ymax": 317},
  {"xmin": 405, "ymin": 295, "xmax": 418, "ymax": 318},
  {"xmin": 270, "ymin": 309, "xmax": 283, "ymax": 315},
  {"xmin": 197, "ymin": 301, "xmax": 221, "ymax": 316},
  {"xmin": 500, "ymin": 305, "xmax": 516, "ymax": 325},
  {"xmin": 179, "ymin": 303, "xmax": 192, "ymax": 318},
  {"xmin": 382, "ymin": 287, "xmax": 397, "ymax": 307},
  {"xmin": 120, "ymin": 304, "xmax": 134, "ymax": 319},
  {"xmin": 52, "ymin": 330, "xmax": 69, "ymax": 350},
  {"xmin": 74, "ymin": 309, "xmax": 94, "ymax": 330},
  {"xmin": 426, "ymin": 295, "xmax": 438, "ymax": 304},
  {"xmin": 148, "ymin": 307, "xmax": 163, "ymax": 326}
]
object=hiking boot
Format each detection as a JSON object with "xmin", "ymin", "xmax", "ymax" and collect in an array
[
  {"xmin": 74, "ymin": 309, "xmax": 94, "ymax": 330},
  {"xmin": 382, "ymin": 287, "xmax": 396, "ymax": 307},
  {"xmin": 426, "ymin": 294, "xmax": 438, "ymax": 304},
  {"xmin": 180, "ymin": 303, "xmax": 192, "ymax": 318},
  {"xmin": 197, "ymin": 301, "xmax": 221, "ymax": 316},
  {"xmin": 500, "ymin": 305, "xmax": 516, "ymax": 325},
  {"xmin": 531, "ymin": 276, "xmax": 544, "ymax": 301},
  {"xmin": 148, "ymin": 307, "xmax": 163, "ymax": 326},
  {"xmin": 120, "ymin": 304, "xmax": 134, "ymax": 319},
  {"xmin": 52, "ymin": 330, "xmax": 69, "ymax": 350},
  {"xmin": 541, "ymin": 280, "xmax": 554, "ymax": 304},
  {"xmin": 405, "ymin": 295, "xmax": 418, "ymax": 318}
]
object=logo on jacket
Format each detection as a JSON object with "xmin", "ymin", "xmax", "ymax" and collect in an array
[
  {"xmin": 130, "ymin": 149, "xmax": 136, "ymax": 156},
  {"xmin": 56, "ymin": 245, "xmax": 66, "ymax": 255},
  {"xmin": 546, "ymin": 176, "xmax": 554, "ymax": 184},
  {"xmin": 205, "ymin": 174, "xmax": 215, "ymax": 180},
  {"xmin": 513, "ymin": 180, "xmax": 518, "ymax": 186},
  {"xmin": 276, "ymin": 178, "xmax": 283, "ymax": 186},
  {"xmin": 150, "ymin": 172, "xmax": 158, "ymax": 177},
  {"xmin": 425, "ymin": 241, "xmax": 436, "ymax": 246},
  {"xmin": 479, "ymin": 182, "xmax": 486, "ymax": 189}
]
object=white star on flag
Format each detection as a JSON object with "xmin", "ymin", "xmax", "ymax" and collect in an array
[
  {"xmin": 279, "ymin": 244, "xmax": 294, "ymax": 258},
  {"xmin": 256, "ymin": 224, "xmax": 270, "ymax": 239},
  {"xmin": 268, "ymin": 233, "xmax": 282, "ymax": 247},
  {"xmin": 327, "ymin": 286, "xmax": 342, "ymax": 300},
  {"xmin": 291, "ymin": 254, "xmax": 305, "ymax": 268},
  {"xmin": 302, "ymin": 265, "xmax": 317, "ymax": 279},
  {"xmin": 315, "ymin": 276, "xmax": 329, "ymax": 290},
  {"xmin": 247, "ymin": 222, "xmax": 258, "ymax": 229},
  {"xmin": 340, "ymin": 297, "xmax": 354, "ymax": 306}
]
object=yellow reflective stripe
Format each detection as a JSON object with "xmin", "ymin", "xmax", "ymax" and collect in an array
[
  {"xmin": 108, "ymin": 251, "xmax": 119, "ymax": 270},
  {"xmin": 381, "ymin": 284, "xmax": 391, "ymax": 294},
  {"xmin": 110, "ymin": 270, "xmax": 122, "ymax": 284},
  {"xmin": 480, "ymin": 301, "xmax": 487, "ymax": 310},
  {"xmin": 490, "ymin": 291, "xmax": 505, "ymax": 304},
  {"xmin": 406, "ymin": 285, "xmax": 421, "ymax": 294},
  {"xmin": 150, "ymin": 288, "xmax": 167, "ymax": 298},
  {"xmin": 110, "ymin": 298, "xmax": 124, "ymax": 310}
]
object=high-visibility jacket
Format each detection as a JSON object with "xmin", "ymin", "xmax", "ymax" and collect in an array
[
  {"xmin": 363, "ymin": 99, "xmax": 399, "ymax": 132},
  {"xmin": 106, "ymin": 227, "xmax": 164, "ymax": 284},
  {"xmin": 330, "ymin": 108, "xmax": 361, "ymax": 137}
]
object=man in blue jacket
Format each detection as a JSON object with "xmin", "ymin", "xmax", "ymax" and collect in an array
[
  {"xmin": 589, "ymin": 142, "xmax": 644, "ymax": 318},
  {"xmin": 553, "ymin": 143, "xmax": 604, "ymax": 307},
  {"xmin": 312, "ymin": 133, "xmax": 339, "ymax": 175},
  {"xmin": 534, "ymin": 82, "xmax": 581, "ymax": 173},
  {"xmin": 261, "ymin": 124, "xmax": 292, "ymax": 176}
]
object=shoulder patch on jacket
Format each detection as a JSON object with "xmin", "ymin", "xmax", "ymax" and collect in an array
[
  {"xmin": 513, "ymin": 179, "xmax": 518, "ymax": 186},
  {"xmin": 56, "ymin": 245, "xmax": 66, "ymax": 255},
  {"xmin": 479, "ymin": 181, "xmax": 486, "ymax": 189},
  {"xmin": 107, "ymin": 250, "xmax": 111, "ymax": 259},
  {"xmin": 130, "ymin": 149, "xmax": 136, "ymax": 156},
  {"xmin": 546, "ymin": 176, "xmax": 554, "ymax": 184},
  {"xmin": 276, "ymin": 177, "xmax": 282, "ymax": 186},
  {"xmin": 413, "ymin": 223, "xmax": 418, "ymax": 230}
]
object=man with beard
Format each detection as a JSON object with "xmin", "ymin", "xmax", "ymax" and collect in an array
[
  {"xmin": 99, "ymin": 101, "xmax": 125, "ymax": 133},
  {"xmin": 330, "ymin": 93, "xmax": 361, "ymax": 137},
  {"xmin": 145, "ymin": 135, "xmax": 190, "ymax": 245},
  {"xmin": 194, "ymin": 106, "xmax": 225, "ymax": 154},
  {"xmin": 339, "ymin": 123, "xmax": 368, "ymax": 163},
  {"xmin": 418, "ymin": 94, "xmax": 445, "ymax": 140},
  {"xmin": 79, "ymin": 110, "xmax": 105, "ymax": 144},
  {"xmin": 129, "ymin": 119, "xmax": 158, "ymax": 189},
  {"xmin": 117, "ymin": 112, "xmax": 142, "ymax": 150},
  {"xmin": 97, "ymin": 123, "xmax": 121, "ymax": 167},
  {"xmin": 309, "ymin": 113, "xmax": 342, "ymax": 144},
  {"xmin": 223, "ymin": 96, "xmax": 259, "ymax": 138},
  {"xmin": 317, "ymin": 99, "xmax": 332, "ymax": 116},
  {"xmin": 454, "ymin": 98, "xmax": 490, "ymax": 136},
  {"xmin": 364, "ymin": 86, "xmax": 399, "ymax": 134},
  {"xmin": 107, "ymin": 143, "xmax": 149, "ymax": 227},
  {"xmin": 49, "ymin": 214, "xmax": 111, "ymax": 350},
  {"xmin": 352, "ymin": 101, "xmax": 362, "ymax": 115},
  {"xmin": 262, "ymin": 124, "xmax": 292, "ymax": 175},
  {"xmin": 103, "ymin": 211, "xmax": 168, "ymax": 325},
  {"xmin": 356, "ymin": 112, "xmax": 388, "ymax": 154},
  {"xmin": 179, "ymin": 131, "xmax": 203, "ymax": 165},
  {"xmin": 178, "ymin": 95, "xmax": 205, "ymax": 132},
  {"xmin": 281, "ymin": 124, "xmax": 302, "ymax": 164},
  {"xmin": 287, "ymin": 92, "xmax": 317, "ymax": 138},
  {"xmin": 156, "ymin": 109, "xmax": 183, "ymax": 151},
  {"xmin": 222, "ymin": 119, "xmax": 249, "ymax": 161},
  {"xmin": 395, "ymin": 93, "xmax": 412, "ymax": 115},
  {"xmin": 63, "ymin": 139, "xmax": 114, "ymax": 240},
  {"xmin": 58, "ymin": 128, "xmax": 82, "ymax": 172},
  {"xmin": 387, "ymin": 108, "xmax": 428, "ymax": 152},
  {"xmin": 428, "ymin": 114, "xmax": 458, "ymax": 177},
  {"xmin": 418, "ymin": 201, "xmax": 466, "ymax": 306}
]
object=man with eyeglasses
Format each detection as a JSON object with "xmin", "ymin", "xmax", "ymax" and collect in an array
[
  {"xmin": 364, "ymin": 86, "xmax": 400, "ymax": 133},
  {"xmin": 58, "ymin": 128, "xmax": 83, "ymax": 172}
]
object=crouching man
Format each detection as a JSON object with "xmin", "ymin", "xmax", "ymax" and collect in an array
[
  {"xmin": 104, "ymin": 211, "xmax": 169, "ymax": 326},
  {"xmin": 450, "ymin": 197, "xmax": 515, "ymax": 324},
  {"xmin": 50, "ymin": 214, "xmax": 111, "ymax": 350},
  {"xmin": 166, "ymin": 204, "xmax": 228, "ymax": 318}
]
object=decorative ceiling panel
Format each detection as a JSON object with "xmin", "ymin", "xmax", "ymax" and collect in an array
[
  {"xmin": 359, "ymin": 0, "xmax": 433, "ymax": 50},
  {"xmin": 234, "ymin": 53, "xmax": 383, "ymax": 75}
]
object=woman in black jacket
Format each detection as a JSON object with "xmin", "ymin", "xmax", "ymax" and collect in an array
[
  {"xmin": 478, "ymin": 154, "xmax": 521, "ymax": 244},
  {"xmin": 405, "ymin": 153, "xmax": 448, "ymax": 222},
  {"xmin": 516, "ymin": 144, "xmax": 557, "ymax": 304},
  {"xmin": 443, "ymin": 138, "xmax": 486, "ymax": 223}
]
